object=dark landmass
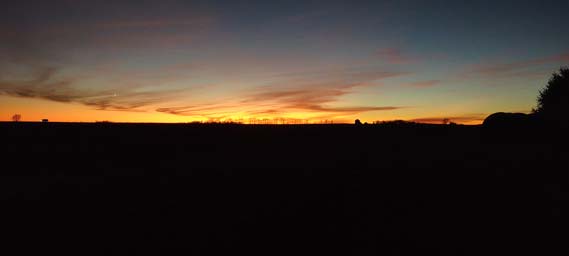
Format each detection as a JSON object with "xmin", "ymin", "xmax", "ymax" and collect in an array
[{"xmin": 2, "ymin": 122, "xmax": 568, "ymax": 255}]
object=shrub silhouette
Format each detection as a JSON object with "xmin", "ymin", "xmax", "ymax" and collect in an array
[
  {"xmin": 12, "ymin": 114, "xmax": 21, "ymax": 122},
  {"xmin": 533, "ymin": 67, "xmax": 569, "ymax": 126}
]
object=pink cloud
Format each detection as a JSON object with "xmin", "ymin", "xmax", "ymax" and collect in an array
[
  {"xmin": 376, "ymin": 48, "xmax": 419, "ymax": 64},
  {"xmin": 402, "ymin": 80, "xmax": 441, "ymax": 88},
  {"xmin": 472, "ymin": 53, "xmax": 569, "ymax": 76},
  {"xmin": 33, "ymin": 15, "xmax": 214, "ymax": 51},
  {"xmin": 96, "ymin": 17, "xmax": 214, "ymax": 30}
]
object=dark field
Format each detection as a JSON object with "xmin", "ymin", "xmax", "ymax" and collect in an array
[{"xmin": 2, "ymin": 122, "xmax": 568, "ymax": 255}]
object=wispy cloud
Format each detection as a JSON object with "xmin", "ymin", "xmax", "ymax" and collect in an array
[
  {"xmin": 409, "ymin": 114, "xmax": 486, "ymax": 125},
  {"xmin": 1, "ymin": 63, "xmax": 407, "ymax": 120},
  {"xmin": 287, "ymin": 9, "xmax": 330, "ymax": 23},
  {"xmin": 376, "ymin": 48, "xmax": 419, "ymax": 65},
  {"xmin": 0, "ymin": 25, "xmax": 54, "ymax": 64},
  {"xmin": 156, "ymin": 103, "xmax": 242, "ymax": 116},
  {"xmin": 95, "ymin": 16, "xmax": 214, "ymax": 30},
  {"xmin": 0, "ymin": 66, "xmax": 183, "ymax": 111},
  {"xmin": 242, "ymin": 87, "xmax": 401, "ymax": 114},
  {"xmin": 402, "ymin": 80, "xmax": 441, "ymax": 88},
  {"xmin": 3, "ymin": 11, "xmax": 215, "ymax": 57},
  {"xmin": 40, "ymin": 17, "xmax": 212, "ymax": 50},
  {"xmin": 242, "ymin": 69, "xmax": 407, "ymax": 114},
  {"xmin": 471, "ymin": 52, "xmax": 569, "ymax": 77},
  {"xmin": 153, "ymin": 68, "xmax": 408, "ymax": 120}
]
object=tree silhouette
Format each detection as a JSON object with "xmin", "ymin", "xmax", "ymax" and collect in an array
[
  {"xmin": 533, "ymin": 67, "xmax": 569, "ymax": 126},
  {"xmin": 12, "ymin": 114, "xmax": 21, "ymax": 122}
]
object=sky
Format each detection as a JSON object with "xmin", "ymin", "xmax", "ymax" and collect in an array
[{"xmin": 1, "ymin": 0, "xmax": 568, "ymax": 124}]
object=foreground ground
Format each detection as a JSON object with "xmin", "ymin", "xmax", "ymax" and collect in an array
[{"xmin": 1, "ymin": 122, "xmax": 568, "ymax": 255}]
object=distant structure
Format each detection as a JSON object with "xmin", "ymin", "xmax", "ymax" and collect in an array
[
  {"xmin": 42, "ymin": 119, "xmax": 49, "ymax": 123},
  {"xmin": 12, "ymin": 114, "xmax": 21, "ymax": 122},
  {"xmin": 355, "ymin": 119, "xmax": 362, "ymax": 125}
]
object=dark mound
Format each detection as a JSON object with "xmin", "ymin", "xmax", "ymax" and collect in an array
[{"xmin": 482, "ymin": 112, "xmax": 533, "ymax": 128}]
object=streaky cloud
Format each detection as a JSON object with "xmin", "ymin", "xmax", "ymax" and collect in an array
[
  {"xmin": 241, "ymin": 69, "xmax": 408, "ymax": 114},
  {"xmin": 154, "ymin": 68, "xmax": 408, "ymax": 119},
  {"xmin": 376, "ymin": 48, "xmax": 419, "ymax": 65},
  {"xmin": 402, "ymin": 80, "xmax": 441, "ymax": 88},
  {"xmin": 409, "ymin": 114, "xmax": 486, "ymax": 124},
  {"xmin": 0, "ymin": 66, "xmax": 183, "ymax": 112},
  {"xmin": 472, "ymin": 52, "xmax": 569, "ymax": 77}
]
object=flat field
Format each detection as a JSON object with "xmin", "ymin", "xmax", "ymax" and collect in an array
[{"xmin": 1, "ymin": 122, "xmax": 567, "ymax": 255}]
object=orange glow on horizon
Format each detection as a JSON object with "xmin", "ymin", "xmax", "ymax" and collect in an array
[{"xmin": 0, "ymin": 95, "xmax": 485, "ymax": 125}]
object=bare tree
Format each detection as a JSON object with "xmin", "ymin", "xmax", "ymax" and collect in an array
[{"xmin": 12, "ymin": 114, "xmax": 22, "ymax": 122}]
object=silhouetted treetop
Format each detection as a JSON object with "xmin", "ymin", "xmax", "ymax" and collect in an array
[
  {"xmin": 533, "ymin": 67, "xmax": 569, "ymax": 126},
  {"xmin": 12, "ymin": 114, "xmax": 21, "ymax": 122}
]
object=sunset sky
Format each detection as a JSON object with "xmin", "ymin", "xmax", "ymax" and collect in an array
[{"xmin": 1, "ymin": 0, "xmax": 568, "ymax": 124}]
